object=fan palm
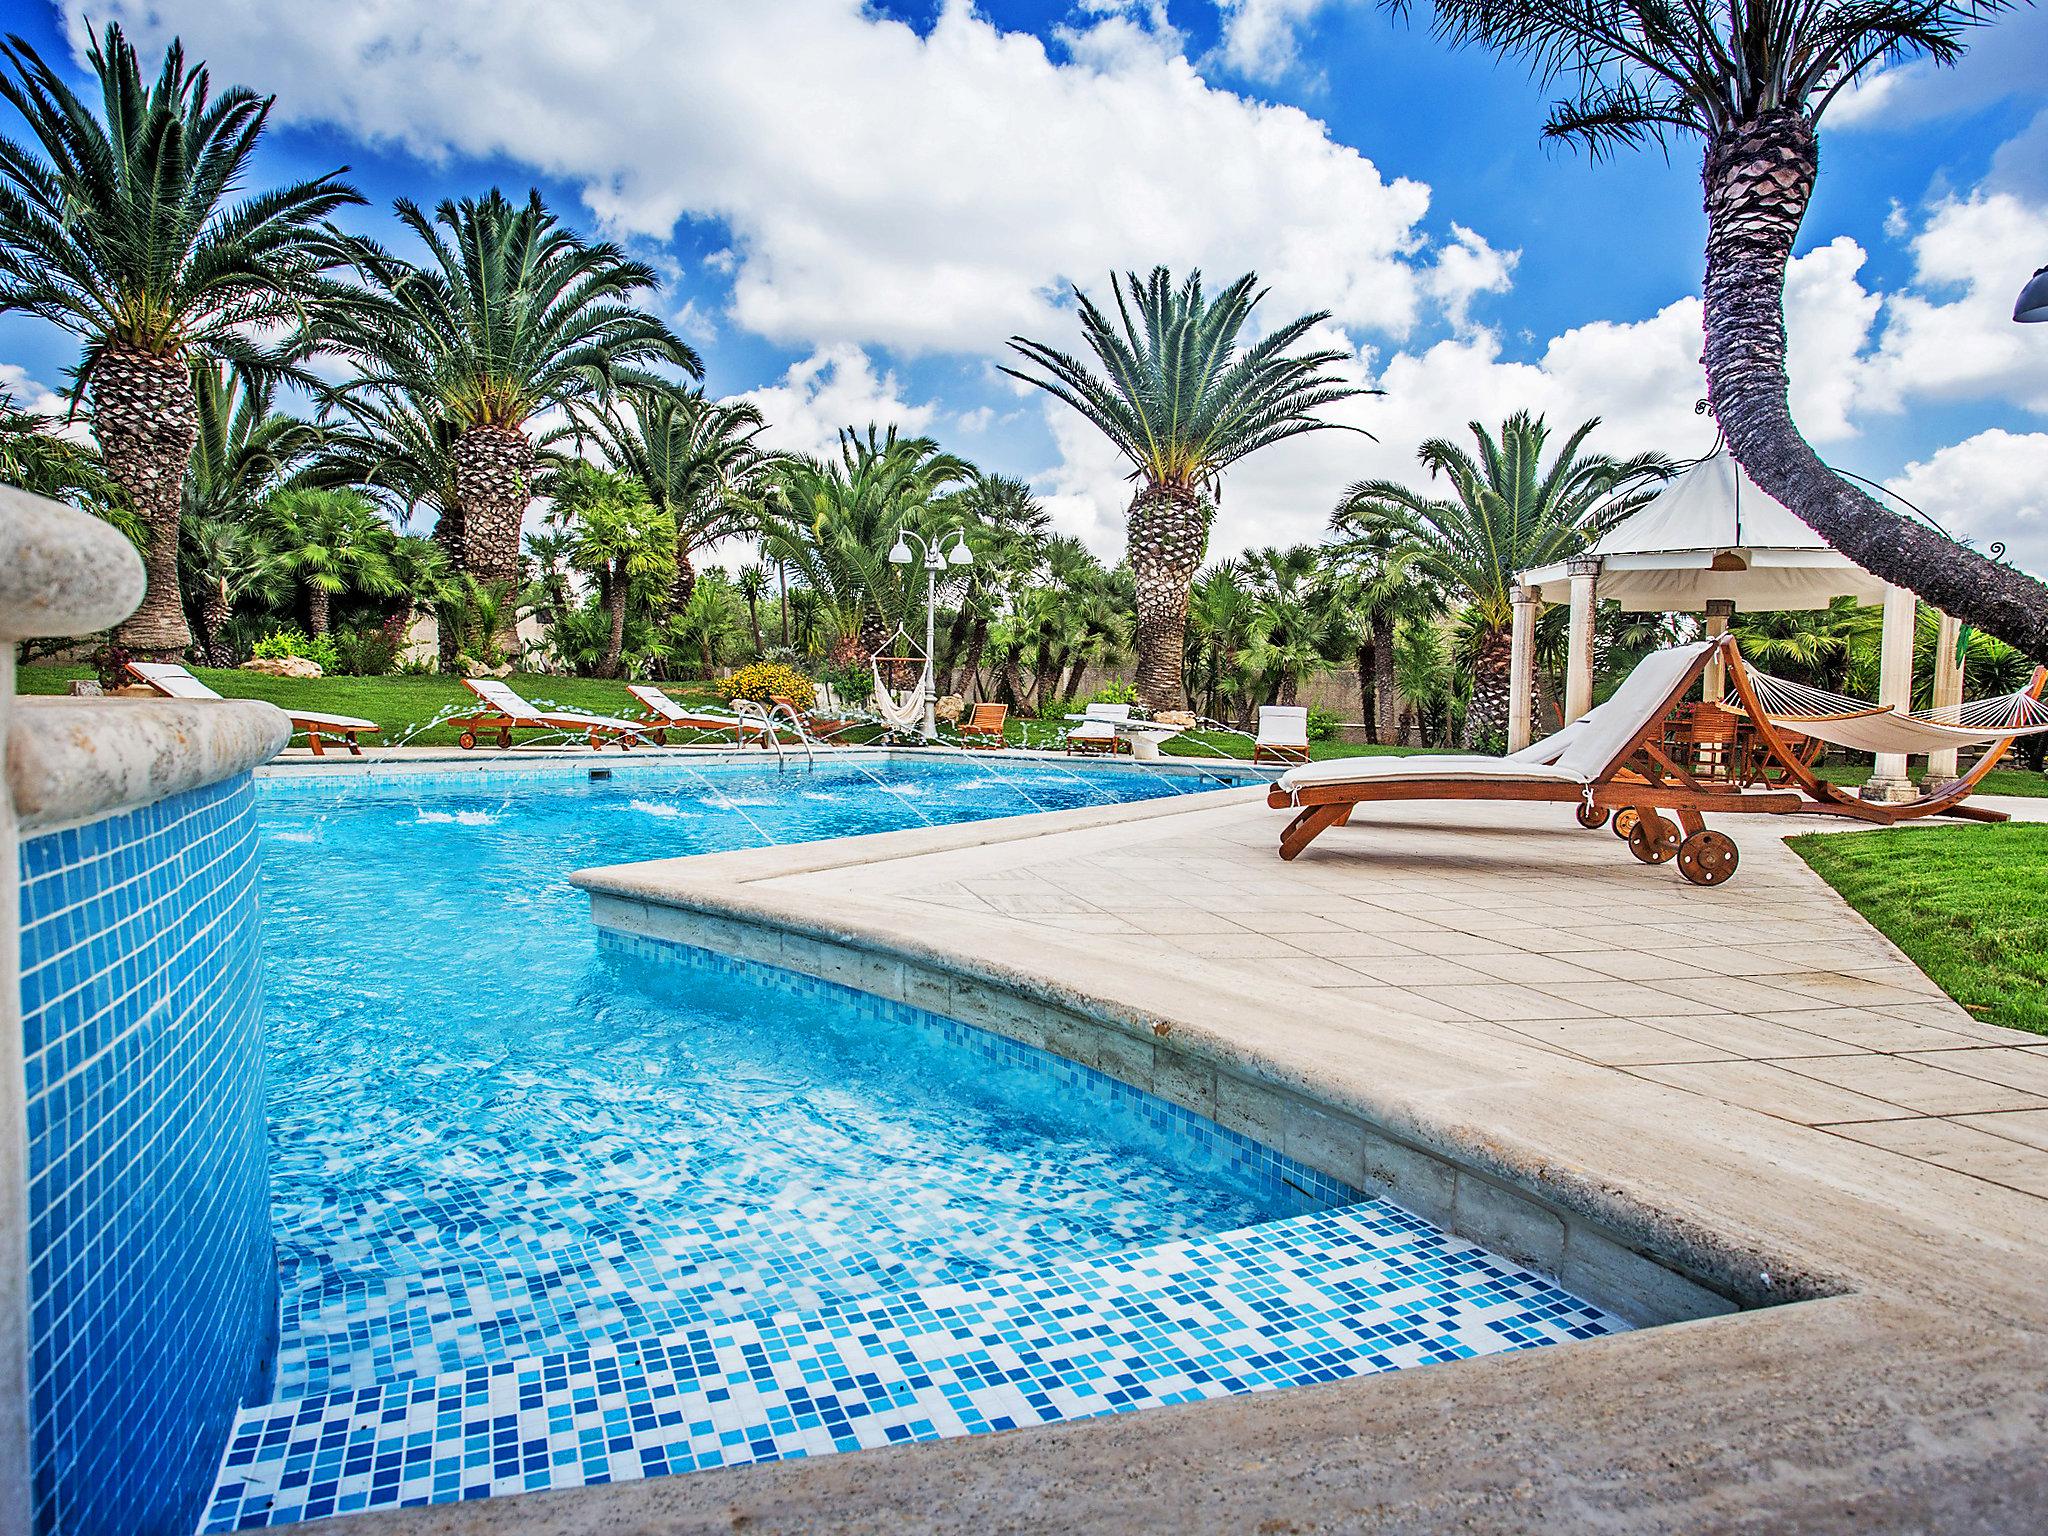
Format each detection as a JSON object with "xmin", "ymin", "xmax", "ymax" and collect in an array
[
  {"xmin": 255, "ymin": 488, "xmax": 401, "ymax": 636},
  {"xmin": 0, "ymin": 24, "xmax": 361, "ymax": 652},
  {"xmin": 545, "ymin": 462, "xmax": 676, "ymax": 678},
  {"xmin": 1185, "ymin": 563, "xmax": 1258, "ymax": 724},
  {"xmin": 568, "ymin": 385, "xmax": 778, "ymax": 613},
  {"xmin": 1241, "ymin": 547, "xmax": 1338, "ymax": 708},
  {"xmin": 1321, "ymin": 525, "xmax": 1438, "ymax": 742},
  {"xmin": 1335, "ymin": 412, "xmax": 1667, "ymax": 744},
  {"xmin": 317, "ymin": 190, "xmax": 695, "ymax": 614},
  {"xmin": 1394, "ymin": 0, "xmax": 2048, "ymax": 659},
  {"xmin": 941, "ymin": 474, "xmax": 1050, "ymax": 697},
  {"xmin": 1005, "ymin": 266, "xmax": 1371, "ymax": 710}
]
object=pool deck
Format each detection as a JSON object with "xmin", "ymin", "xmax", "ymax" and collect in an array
[{"xmin": 343, "ymin": 789, "xmax": 2048, "ymax": 1534}]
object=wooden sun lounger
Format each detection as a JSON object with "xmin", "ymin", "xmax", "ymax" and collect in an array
[
  {"xmin": 958, "ymin": 702, "xmax": 1008, "ymax": 749},
  {"xmin": 625, "ymin": 685, "xmax": 773, "ymax": 748},
  {"xmin": 450, "ymin": 679, "xmax": 648, "ymax": 751},
  {"xmin": 1067, "ymin": 703, "xmax": 1130, "ymax": 756},
  {"xmin": 1268, "ymin": 637, "xmax": 1806, "ymax": 885},
  {"xmin": 127, "ymin": 662, "xmax": 379, "ymax": 757}
]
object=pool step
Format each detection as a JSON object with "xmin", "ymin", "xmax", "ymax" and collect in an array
[
  {"xmin": 204, "ymin": 1200, "xmax": 1622, "ymax": 1531},
  {"xmin": 273, "ymin": 1191, "xmax": 1150, "ymax": 1396}
]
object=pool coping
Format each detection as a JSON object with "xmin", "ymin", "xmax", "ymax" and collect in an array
[{"xmin": 335, "ymin": 790, "xmax": 2048, "ymax": 1532}]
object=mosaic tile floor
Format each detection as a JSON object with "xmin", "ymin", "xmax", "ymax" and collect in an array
[{"xmin": 204, "ymin": 1201, "xmax": 1622, "ymax": 1530}]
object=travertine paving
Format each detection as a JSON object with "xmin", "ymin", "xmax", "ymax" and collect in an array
[{"xmin": 844, "ymin": 795, "xmax": 2048, "ymax": 1204}]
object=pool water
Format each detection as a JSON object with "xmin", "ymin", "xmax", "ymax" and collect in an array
[{"xmin": 254, "ymin": 757, "xmax": 1282, "ymax": 1395}]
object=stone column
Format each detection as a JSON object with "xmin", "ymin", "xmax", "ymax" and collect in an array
[
  {"xmin": 1702, "ymin": 599, "xmax": 1735, "ymax": 704},
  {"xmin": 1508, "ymin": 584, "xmax": 1539, "ymax": 753},
  {"xmin": 1928, "ymin": 611, "xmax": 1965, "ymax": 781},
  {"xmin": 0, "ymin": 487, "xmax": 148, "ymax": 1534},
  {"xmin": 1565, "ymin": 557, "xmax": 1601, "ymax": 723},
  {"xmin": 1863, "ymin": 581, "xmax": 1920, "ymax": 803}
]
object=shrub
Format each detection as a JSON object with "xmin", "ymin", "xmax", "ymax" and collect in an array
[
  {"xmin": 1084, "ymin": 679, "xmax": 1139, "ymax": 706},
  {"xmin": 1306, "ymin": 706, "xmax": 1341, "ymax": 742},
  {"xmin": 253, "ymin": 627, "xmax": 340, "ymax": 674},
  {"xmin": 822, "ymin": 659, "xmax": 873, "ymax": 707},
  {"xmin": 89, "ymin": 643, "xmax": 133, "ymax": 693},
  {"xmin": 720, "ymin": 660, "xmax": 816, "ymax": 710},
  {"xmin": 330, "ymin": 627, "xmax": 398, "ymax": 677}
]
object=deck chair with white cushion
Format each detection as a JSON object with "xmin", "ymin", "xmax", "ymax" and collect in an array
[
  {"xmin": 1066, "ymin": 702, "xmax": 1131, "ymax": 756},
  {"xmin": 452, "ymin": 679, "xmax": 648, "ymax": 751},
  {"xmin": 127, "ymin": 661, "xmax": 379, "ymax": 757},
  {"xmin": 625, "ymin": 685, "xmax": 772, "ymax": 748},
  {"xmin": 1253, "ymin": 705, "xmax": 1311, "ymax": 765},
  {"xmin": 1268, "ymin": 638, "xmax": 1803, "ymax": 885}
]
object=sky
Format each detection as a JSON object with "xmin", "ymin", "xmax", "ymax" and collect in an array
[{"xmin": 1, "ymin": 0, "xmax": 2045, "ymax": 574}]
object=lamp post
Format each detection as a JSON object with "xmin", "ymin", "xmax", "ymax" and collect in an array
[
  {"xmin": 2018, "ymin": 265, "xmax": 2048, "ymax": 324},
  {"xmin": 887, "ymin": 526, "xmax": 974, "ymax": 740}
]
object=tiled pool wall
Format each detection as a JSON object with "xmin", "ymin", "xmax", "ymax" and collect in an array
[
  {"xmin": 18, "ymin": 775, "xmax": 277, "ymax": 1536},
  {"xmin": 590, "ymin": 895, "xmax": 1746, "ymax": 1329}
]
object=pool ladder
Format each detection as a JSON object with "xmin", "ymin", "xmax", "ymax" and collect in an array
[{"xmin": 731, "ymin": 699, "xmax": 816, "ymax": 770}]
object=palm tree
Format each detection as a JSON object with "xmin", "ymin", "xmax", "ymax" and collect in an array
[
  {"xmin": 0, "ymin": 25, "xmax": 361, "ymax": 653},
  {"xmin": 1005, "ymin": 267, "xmax": 1371, "ymax": 709},
  {"xmin": 183, "ymin": 364, "xmax": 320, "ymax": 524},
  {"xmin": 1185, "ymin": 563, "xmax": 1257, "ymax": 724},
  {"xmin": 1241, "ymin": 546, "xmax": 1336, "ymax": 708},
  {"xmin": 760, "ymin": 426, "xmax": 974, "ymax": 654},
  {"xmin": 570, "ymin": 385, "xmax": 779, "ymax": 614},
  {"xmin": 734, "ymin": 563, "xmax": 770, "ymax": 655},
  {"xmin": 255, "ymin": 488, "xmax": 401, "ymax": 636},
  {"xmin": 0, "ymin": 389, "xmax": 133, "ymax": 538},
  {"xmin": 1400, "ymin": 0, "xmax": 2048, "ymax": 659},
  {"xmin": 318, "ymin": 190, "xmax": 695, "ymax": 636},
  {"xmin": 545, "ymin": 462, "xmax": 675, "ymax": 678},
  {"xmin": 178, "ymin": 514, "xmax": 284, "ymax": 664},
  {"xmin": 942, "ymin": 474, "xmax": 1050, "ymax": 697},
  {"xmin": 1322, "ymin": 524, "xmax": 1437, "ymax": 742},
  {"xmin": 1335, "ymin": 412, "xmax": 1666, "ymax": 745}
]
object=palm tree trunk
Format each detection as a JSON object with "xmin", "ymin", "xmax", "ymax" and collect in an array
[
  {"xmin": 96, "ymin": 344, "xmax": 196, "ymax": 656},
  {"xmin": 961, "ymin": 615, "xmax": 989, "ymax": 701},
  {"xmin": 307, "ymin": 585, "xmax": 330, "ymax": 636},
  {"xmin": 1371, "ymin": 615, "xmax": 1399, "ymax": 745},
  {"xmin": 670, "ymin": 544, "xmax": 698, "ymax": 615},
  {"xmin": 1128, "ymin": 484, "xmax": 1211, "ymax": 711},
  {"xmin": 1355, "ymin": 644, "xmax": 1374, "ymax": 739},
  {"xmin": 452, "ymin": 423, "xmax": 534, "ymax": 656},
  {"xmin": 601, "ymin": 559, "xmax": 628, "ymax": 678},
  {"xmin": 1701, "ymin": 113, "xmax": 2048, "ymax": 661},
  {"xmin": 1278, "ymin": 673, "xmax": 1299, "ymax": 708},
  {"xmin": 745, "ymin": 598, "xmax": 763, "ymax": 656},
  {"xmin": 1465, "ymin": 627, "xmax": 1513, "ymax": 748},
  {"xmin": 197, "ymin": 581, "xmax": 234, "ymax": 668},
  {"xmin": 937, "ymin": 604, "xmax": 974, "ymax": 695}
]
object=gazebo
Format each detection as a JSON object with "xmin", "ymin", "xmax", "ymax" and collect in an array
[{"xmin": 1513, "ymin": 448, "xmax": 1964, "ymax": 800}]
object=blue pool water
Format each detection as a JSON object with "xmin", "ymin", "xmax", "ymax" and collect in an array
[
  {"xmin": 206, "ymin": 754, "xmax": 1623, "ymax": 1529},
  {"xmin": 252, "ymin": 758, "xmax": 1280, "ymax": 1394}
]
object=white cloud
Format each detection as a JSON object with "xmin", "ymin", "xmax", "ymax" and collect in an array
[
  {"xmin": 1422, "ymin": 224, "xmax": 1518, "ymax": 332},
  {"xmin": 1886, "ymin": 430, "xmax": 2048, "ymax": 580},
  {"xmin": 1212, "ymin": 0, "xmax": 1352, "ymax": 83},
  {"xmin": 70, "ymin": 0, "xmax": 1447, "ymax": 355},
  {"xmin": 0, "ymin": 362, "xmax": 77, "ymax": 425},
  {"xmin": 1829, "ymin": 8, "xmax": 2047, "ymax": 130},
  {"xmin": 1864, "ymin": 192, "xmax": 2048, "ymax": 415},
  {"xmin": 731, "ymin": 345, "xmax": 935, "ymax": 461}
]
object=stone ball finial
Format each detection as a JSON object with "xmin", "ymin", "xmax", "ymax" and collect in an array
[{"xmin": 0, "ymin": 483, "xmax": 147, "ymax": 642}]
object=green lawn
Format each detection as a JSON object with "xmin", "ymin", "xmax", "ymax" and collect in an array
[
  {"xmin": 17, "ymin": 662, "xmax": 730, "ymax": 747},
  {"xmin": 1789, "ymin": 823, "xmax": 2048, "ymax": 1036},
  {"xmin": 1814, "ymin": 760, "xmax": 2048, "ymax": 799}
]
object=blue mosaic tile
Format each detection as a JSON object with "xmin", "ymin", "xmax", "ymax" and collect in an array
[
  {"xmin": 202, "ymin": 1200, "xmax": 1623, "ymax": 1530},
  {"xmin": 19, "ymin": 776, "xmax": 277, "ymax": 1536}
]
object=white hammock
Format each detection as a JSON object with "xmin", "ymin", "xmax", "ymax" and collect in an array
[
  {"xmin": 870, "ymin": 658, "xmax": 930, "ymax": 733},
  {"xmin": 1736, "ymin": 668, "xmax": 2048, "ymax": 755}
]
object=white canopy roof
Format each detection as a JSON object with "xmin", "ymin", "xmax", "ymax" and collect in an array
[{"xmin": 1521, "ymin": 448, "xmax": 1891, "ymax": 612}]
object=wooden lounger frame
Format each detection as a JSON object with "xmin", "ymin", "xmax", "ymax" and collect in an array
[
  {"xmin": 450, "ymin": 681, "xmax": 645, "ymax": 752},
  {"xmin": 1253, "ymin": 739, "xmax": 1311, "ymax": 766},
  {"xmin": 294, "ymin": 721, "xmax": 367, "ymax": 758},
  {"xmin": 958, "ymin": 702, "xmax": 1008, "ymax": 749},
  {"xmin": 1268, "ymin": 637, "xmax": 1803, "ymax": 884},
  {"xmin": 1723, "ymin": 642, "xmax": 2048, "ymax": 826}
]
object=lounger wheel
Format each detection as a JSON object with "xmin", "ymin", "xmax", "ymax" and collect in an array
[
  {"xmin": 1626, "ymin": 813, "xmax": 1678, "ymax": 864},
  {"xmin": 1576, "ymin": 803, "xmax": 1610, "ymax": 830},
  {"xmin": 1676, "ymin": 830, "xmax": 1739, "ymax": 886},
  {"xmin": 457, "ymin": 730, "xmax": 478, "ymax": 751}
]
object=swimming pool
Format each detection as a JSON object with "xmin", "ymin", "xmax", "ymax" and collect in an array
[{"xmin": 205, "ymin": 755, "xmax": 1622, "ymax": 1528}]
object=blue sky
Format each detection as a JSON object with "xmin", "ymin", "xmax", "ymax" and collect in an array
[{"xmin": 2, "ymin": 0, "xmax": 2044, "ymax": 569}]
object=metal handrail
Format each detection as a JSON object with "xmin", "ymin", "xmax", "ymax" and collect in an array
[{"xmin": 763, "ymin": 700, "xmax": 818, "ymax": 769}]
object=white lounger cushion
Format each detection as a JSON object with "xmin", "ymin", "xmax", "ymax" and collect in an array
[
  {"xmin": 1278, "ymin": 641, "xmax": 1712, "ymax": 794},
  {"xmin": 132, "ymin": 663, "xmax": 375, "ymax": 729},
  {"xmin": 1257, "ymin": 706, "xmax": 1309, "ymax": 747},
  {"xmin": 626, "ymin": 684, "xmax": 689, "ymax": 721},
  {"xmin": 468, "ymin": 679, "xmax": 640, "ymax": 732},
  {"xmin": 1279, "ymin": 754, "xmax": 1584, "ymax": 791}
]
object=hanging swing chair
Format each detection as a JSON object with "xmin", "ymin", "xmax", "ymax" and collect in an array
[{"xmin": 869, "ymin": 623, "xmax": 931, "ymax": 736}]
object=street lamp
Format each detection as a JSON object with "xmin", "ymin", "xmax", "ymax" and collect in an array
[{"xmin": 887, "ymin": 526, "xmax": 974, "ymax": 739}]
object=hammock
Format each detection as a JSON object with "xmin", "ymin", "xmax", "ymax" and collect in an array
[
  {"xmin": 870, "ymin": 656, "xmax": 929, "ymax": 733},
  {"xmin": 1733, "ymin": 668, "xmax": 2048, "ymax": 755}
]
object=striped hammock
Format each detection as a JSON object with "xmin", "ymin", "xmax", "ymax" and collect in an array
[{"xmin": 1733, "ymin": 668, "xmax": 2048, "ymax": 755}]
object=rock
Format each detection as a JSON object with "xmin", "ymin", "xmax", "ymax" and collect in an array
[
  {"xmin": 1155, "ymin": 710, "xmax": 1197, "ymax": 729},
  {"xmin": 243, "ymin": 656, "xmax": 323, "ymax": 679},
  {"xmin": 936, "ymin": 694, "xmax": 966, "ymax": 724}
]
